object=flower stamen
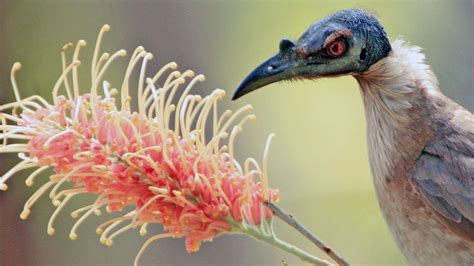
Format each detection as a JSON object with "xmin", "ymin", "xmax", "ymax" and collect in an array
[{"xmin": 1, "ymin": 24, "xmax": 283, "ymax": 265}]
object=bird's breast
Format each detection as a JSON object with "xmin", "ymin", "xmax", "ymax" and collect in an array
[
  {"xmin": 363, "ymin": 94, "xmax": 474, "ymax": 265},
  {"xmin": 372, "ymin": 167, "xmax": 474, "ymax": 265}
]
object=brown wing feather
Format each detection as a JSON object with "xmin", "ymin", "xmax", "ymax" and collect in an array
[{"xmin": 410, "ymin": 103, "xmax": 474, "ymax": 240}]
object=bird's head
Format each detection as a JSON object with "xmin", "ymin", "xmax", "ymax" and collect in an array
[{"xmin": 232, "ymin": 8, "xmax": 391, "ymax": 100}]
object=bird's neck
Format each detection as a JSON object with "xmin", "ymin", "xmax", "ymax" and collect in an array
[{"xmin": 354, "ymin": 39, "xmax": 438, "ymax": 182}]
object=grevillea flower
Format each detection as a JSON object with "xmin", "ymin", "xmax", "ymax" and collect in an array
[{"xmin": 0, "ymin": 25, "xmax": 327, "ymax": 265}]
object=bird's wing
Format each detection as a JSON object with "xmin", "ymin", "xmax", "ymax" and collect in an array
[{"xmin": 410, "ymin": 106, "xmax": 474, "ymax": 239}]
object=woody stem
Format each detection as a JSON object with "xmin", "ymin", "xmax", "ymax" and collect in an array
[
  {"xmin": 229, "ymin": 219, "xmax": 331, "ymax": 266},
  {"xmin": 263, "ymin": 201, "xmax": 349, "ymax": 266}
]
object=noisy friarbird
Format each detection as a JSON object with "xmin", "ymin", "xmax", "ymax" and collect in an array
[{"xmin": 233, "ymin": 9, "xmax": 473, "ymax": 265}]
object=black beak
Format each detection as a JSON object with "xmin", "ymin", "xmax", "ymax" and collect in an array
[{"xmin": 232, "ymin": 39, "xmax": 304, "ymax": 101}]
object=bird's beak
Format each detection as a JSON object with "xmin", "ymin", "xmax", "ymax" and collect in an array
[{"xmin": 232, "ymin": 51, "xmax": 307, "ymax": 100}]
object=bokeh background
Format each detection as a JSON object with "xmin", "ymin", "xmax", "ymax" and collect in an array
[{"xmin": 0, "ymin": 0, "xmax": 472, "ymax": 265}]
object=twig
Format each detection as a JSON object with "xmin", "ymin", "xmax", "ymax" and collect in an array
[
  {"xmin": 230, "ymin": 219, "xmax": 332, "ymax": 266},
  {"xmin": 264, "ymin": 201, "xmax": 350, "ymax": 266}
]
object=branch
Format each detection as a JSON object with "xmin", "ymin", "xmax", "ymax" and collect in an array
[{"xmin": 264, "ymin": 201, "xmax": 349, "ymax": 266}]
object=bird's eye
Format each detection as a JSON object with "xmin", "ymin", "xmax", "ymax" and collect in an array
[{"xmin": 326, "ymin": 40, "xmax": 346, "ymax": 58}]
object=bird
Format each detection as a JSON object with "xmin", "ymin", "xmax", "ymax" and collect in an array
[{"xmin": 232, "ymin": 8, "xmax": 474, "ymax": 265}]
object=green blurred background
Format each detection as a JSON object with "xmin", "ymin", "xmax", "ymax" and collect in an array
[{"xmin": 0, "ymin": 0, "xmax": 472, "ymax": 265}]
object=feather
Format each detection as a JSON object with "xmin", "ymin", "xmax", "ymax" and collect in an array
[{"xmin": 410, "ymin": 97, "xmax": 474, "ymax": 229}]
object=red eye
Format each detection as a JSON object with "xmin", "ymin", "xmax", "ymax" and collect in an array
[{"xmin": 327, "ymin": 41, "xmax": 346, "ymax": 57}]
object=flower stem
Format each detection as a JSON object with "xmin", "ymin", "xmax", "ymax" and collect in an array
[
  {"xmin": 264, "ymin": 201, "xmax": 349, "ymax": 266},
  {"xmin": 230, "ymin": 220, "xmax": 331, "ymax": 266}
]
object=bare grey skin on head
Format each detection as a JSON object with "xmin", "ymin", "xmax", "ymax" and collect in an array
[{"xmin": 233, "ymin": 8, "xmax": 474, "ymax": 265}]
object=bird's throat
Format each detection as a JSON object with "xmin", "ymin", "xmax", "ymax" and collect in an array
[{"xmin": 354, "ymin": 39, "xmax": 438, "ymax": 183}]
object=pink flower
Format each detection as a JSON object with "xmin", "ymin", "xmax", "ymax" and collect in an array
[{"xmin": 0, "ymin": 25, "xmax": 279, "ymax": 264}]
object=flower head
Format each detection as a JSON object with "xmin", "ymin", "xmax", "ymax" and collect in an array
[{"xmin": 0, "ymin": 25, "xmax": 279, "ymax": 263}]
